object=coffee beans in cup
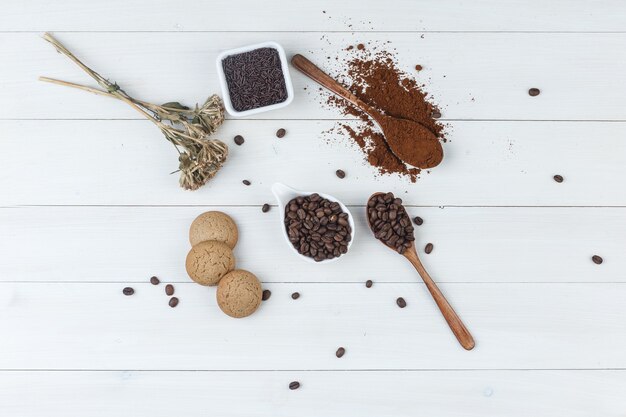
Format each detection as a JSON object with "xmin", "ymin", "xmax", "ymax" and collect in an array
[
  {"xmin": 284, "ymin": 193, "xmax": 352, "ymax": 262},
  {"xmin": 367, "ymin": 192, "xmax": 415, "ymax": 254}
]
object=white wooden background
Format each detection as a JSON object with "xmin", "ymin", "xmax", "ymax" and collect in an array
[{"xmin": 1, "ymin": 1, "xmax": 626, "ymax": 416}]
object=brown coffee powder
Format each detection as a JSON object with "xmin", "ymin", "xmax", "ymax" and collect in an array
[{"xmin": 324, "ymin": 47, "xmax": 445, "ymax": 181}]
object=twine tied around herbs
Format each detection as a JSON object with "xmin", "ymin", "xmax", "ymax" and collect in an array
[{"xmin": 39, "ymin": 32, "xmax": 228, "ymax": 191}]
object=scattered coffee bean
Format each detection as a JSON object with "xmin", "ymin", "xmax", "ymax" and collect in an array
[
  {"xmin": 415, "ymin": 64, "xmax": 423, "ymax": 71},
  {"xmin": 242, "ymin": 180, "xmax": 251, "ymax": 186},
  {"xmin": 336, "ymin": 347, "xmax": 346, "ymax": 358},
  {"xmin": 165, "ymin": 284, "xmax": 174, "ymax": 296},
  {"xmin": 396, "ymin": 297, "xmax": 407, "ymax": 308},
  {"xmin": 123, "ymin": 287, "xmax": 134, "ymax": 296},
  {"xmin": 289, "ymin": 381, "xmax": 300, "ymax": 390},
  {"xmin": 234, "ymin": 135, "xmax": 245, "ymax": 145},
  {"xmin": 335, "ymin": 169, "xmax": 346, "ymax": 179},
  {"xmin": 528, "ymin": 88, "xmax": 541, "ymax": 96},
  {"xmin": 592, "ymin": 255, "xmax": 603, "ymax": 265},
  {"xmin": 365, "ymin": 279, "xmax": 373, "ymax": 288},
  {"xmin": 431, "ymin": 109, "xmax": 441, "ymax": 119},
  {"xmin": 262, "ymin": 203, "xmax": 271, "ymax": 213},
  {"xmin": 367, "ymin": 192, "xmax": 415, "ymax": 254},
  {"xmin": 169, "ymin": 297, "xmax": 179, "ymax": 308},
  {"xmin": 284, "ymin": 193, "xmax": 352, "ymax": 262},
  {"xmin": 276, "ymin": 128, "xmax": 286, "ymax": 138},
  {"xmin": 262, "ymin": 289, "xmax": 272, "ymax": 301},
  {"xmin": 291, "ymin": 292, "xmax": 300, "ymax": 300},
  {"xmin": 553, "ymin": 175, "xmax": 564, "ymax": 183},
  {"xmin": 413, "ymin": 216, "xmax": 424, "ymax": 226},
  {"xmin": 150, "ymin": 276, "xmax": 160, "ymax": 285},
  {"xmin": 424, "ymin": 243, "xmax": 434, "ymax": 254}
]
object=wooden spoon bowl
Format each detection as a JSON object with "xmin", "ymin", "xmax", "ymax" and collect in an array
[{"xmin": 366, "ymin": 192, "xmax": 475, "ymax": 350}]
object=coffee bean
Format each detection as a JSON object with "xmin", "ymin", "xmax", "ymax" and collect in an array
[
  {"xmin": 262, "ymin": 203, "xmax": 270, "ymax": 213},
  {"xmin": 336, "ymin": 169, "xmax": 346, "ymax": 179},
  {"xmin": 276, "ymin": 128, "xmax": 286, "ymax": 138},
  {"xmin": 284, "ymin": 194, "xmax": 352, "ymax": 261},
  {"xmin": 262, "ymin": 289, "xmax": 272, "ymax": 301},
  {"xmin": 289, "ymin": 381, "xmax": 300, "ymax": 390},
  {"xmin": 367, "ymin": 192, "xmax": 414, "ymax": 254},
  {"xmin": 291, "ymin": 292, "xmax": 300, "ymax": 300},
  {"xmin": 234, "ymin": 135, "xmax": 244, "ymax": 145},
  {"xmin": 365, "ymin": 279, "xmax": 373, "ymax": 288},
  {"xmin": 431, "ymin": 109, "xmax": 441, "ymax": 119},
  {"xmin": 413, "ymin": 216, "xmax": 423, "ymax": 226},
  {"xmin": 336, "ymin": 347, "xmax": 346, "ymax": 358},
  {"xmin": 165, "ymin": 284, "xmax": 174, "ymax": 296},
  {"xmin": 242, "ymin": 180, "xmax": 251, "ymax": 186},
  {"xmin": 425, "ymin": 243, "xmax": 434, "ymax": 254},
  {"xmin": 169, "ymin": 297, "xmax": 179, "ymax": 308},
  {"xmin": 592, "ymin": 255, "xmax": 603, "ymax": 264},
  {"xmin": 528, "ymin": 88, "xmax": 541, "ymax": 96},
  {"xmin": 150, "ymin": 276, "xmax": 160, "ymax": 285},
  {"xmin": 553, "ymin": 175, "xmax": 564, "ymax": 183},
  {"xmin": 123, "ymin": 287, "xmax": 134, "ymax": 296},
  {"xmin": 396, "ymin": 297, "xmax": 406, "ymax": 308}
]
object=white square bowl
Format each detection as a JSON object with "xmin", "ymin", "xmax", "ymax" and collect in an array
[{"xmin": 216, "ymin": 41, "xmax": 294, "ymax": 117}]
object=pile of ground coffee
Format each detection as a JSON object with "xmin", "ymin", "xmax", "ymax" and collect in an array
[{"xmin": 324, "ymin": 46, "xmax": 445, "ymax": 181}]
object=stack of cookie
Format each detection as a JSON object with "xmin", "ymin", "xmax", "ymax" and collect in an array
[{"xmin": 186, "ymin": 211, "xmax": 263, "ymax": 318}]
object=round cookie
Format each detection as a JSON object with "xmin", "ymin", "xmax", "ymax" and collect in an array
[
  {"xmin": 216, "ymin": 270, "xmax": 263, "ymax": 318},
  {"xmin": 185, "ymin": 241, "xmax": 235, "ymax": 286},
  {"xmin": 189, "ymin": 211, "xmax": 238, "ymax": 248}
]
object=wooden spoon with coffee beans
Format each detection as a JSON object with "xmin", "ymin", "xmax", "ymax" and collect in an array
[
  {"xmin": 367, "ymin": 192, "xmax": 475, "ymax": 350},
  {"xmin": 291, "ymin": 54, "xmax": 443, "ymax": 169}
]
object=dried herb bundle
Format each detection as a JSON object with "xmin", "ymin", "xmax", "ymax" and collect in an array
[{"xmin": 39, "ymin": 32, "xmax": 227, "ymax": 190}]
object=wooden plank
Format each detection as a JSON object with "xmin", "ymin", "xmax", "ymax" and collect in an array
[
  {"xmin": 1, "ymin": 120, "xmax": 625, "ymax": 206},
  {"xmin": 0, "ymin": 282, "xmax": 625, "ymax": 369},
  {"xmin": 0, "ymin": 206, "xmax": 622, "ymax": 284},
  {"xmin": 2, "ymin": 0, "xmax": 626, "ymax": 32},
  {"xmin": 0, "ymin": 370, "xmax": 624, "ymax": 417},
  {"xmin": 4, "ymin": 32, "xmax": 626, "ymax": 120}
]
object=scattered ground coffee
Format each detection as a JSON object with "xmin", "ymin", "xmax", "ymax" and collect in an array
[
  {"xmin": 284, "ymin": 193, "xmax": 352, "ymax": 262},
  {"xmin": 150, "ymin": 276, "xmax": 160, "ymax": 285},
  {"xmin": 222, "ymin": 48, "xmax": 288, "ymax": 112},
  {"xmin": 367, "ymin": 192, "xmax": 415, "ymax": 254},
  {"xmin": 323, "ymin": 47, "xmax": 445, "ymax": 182}
]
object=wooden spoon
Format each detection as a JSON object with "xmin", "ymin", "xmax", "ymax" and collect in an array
[
  {"xmin": 367, "ymin": 192, "xmax": 475, "ymax": 350},
  {"xmin": 291, "ymin": 54, "xmax": 443, "ymax": 169}
]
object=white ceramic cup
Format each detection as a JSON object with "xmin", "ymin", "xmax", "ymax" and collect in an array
[
  {"xmin": 271, "ymin": 182, "xmax": 355, "ymax": 264},
  {"xmin": 216, "ymin": 41, "xmax": 294, "ymax": 117}
]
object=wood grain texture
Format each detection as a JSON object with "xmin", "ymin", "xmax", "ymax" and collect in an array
[
  {"xmin": 1, "ymin": 120, "xmax": 625, "ymax": 206},
  {"xmin": 0, "ymin": 370, "xmax": 624, "ymax": 417},
  {"xmin": 2, "ymin": 0, "xmax": 626, "ymax": 32},
  {"xmin": 1, "ymin": 282, "xmax": 625, "ymax": 370},
  {"xmin": 0, "ymin": 206, "xmax": 622, "ymax": 283},
  {"xmin": 4, "ymin": 32, "xmax": 626, "ymax": 120}
]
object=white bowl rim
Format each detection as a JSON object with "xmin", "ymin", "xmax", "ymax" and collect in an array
[
  {"xmin": 271, "ymin": 182, "xmax": 355, "ymax": 264},
  {"xmin": 216, "ymin": 41, "xmax": 295, "ymax": 118}
]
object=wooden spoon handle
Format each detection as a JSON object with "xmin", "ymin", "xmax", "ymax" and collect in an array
[
  {"xmin": 291, "ymin": 54, "xmax": 373, "ymax": 114},
  {"xmin": 404, "ymin": 248, "xmax": 475, "ymax": 350}
]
